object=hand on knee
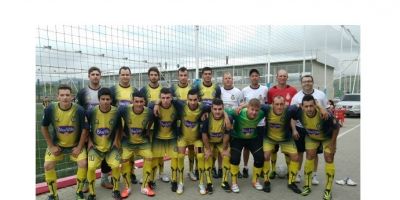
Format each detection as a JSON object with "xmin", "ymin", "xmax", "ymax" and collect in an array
[{"xmin": 44, "ymin": 162, "xmax": 55, "ymax": 171}]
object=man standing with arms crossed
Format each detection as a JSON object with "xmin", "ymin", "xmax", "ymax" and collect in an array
[
  {"xmin": 240, "ymin": 69, "xmax": 268, "ymax": 179},
  {"xmin": 266, "ymin": 69, "xmax": 297, "ymax": 179}
]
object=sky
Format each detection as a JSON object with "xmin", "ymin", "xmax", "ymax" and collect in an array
[{"xmin": 36, "ymin": 25, "xmax": 360, "ymax": 82}]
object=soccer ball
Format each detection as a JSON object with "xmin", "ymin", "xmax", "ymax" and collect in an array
[{"xmin": 276, "ymin": 165, "xmax": 288, "ymax": 179}]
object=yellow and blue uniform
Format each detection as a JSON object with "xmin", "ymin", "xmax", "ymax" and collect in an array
[
  {"xmin": 263, "ymin": 105, "xmax": 298, "ymax": 154},
  {"xmin": 171, "ymin": 83, "xmax": 191, "ymax": 101},
  {"xmin": 140, "ymin": 84, "xmax": 163, "ymax": 105},
  {"xmin": 295, "ymin": 109, "xmax": 339, "ymax": 153},
  {"xmin": 151, "ymin": 102, "xmax": 180, "ymax": 183},
  {"xmin": 192, "ymin": 81, "xmax": 221, "ymax": 106},
  {"xmin": 119, "ymin": 105, "xmax": 154, "ymax": 189},
  {"xmin": 173, "ymin": 100, "xmax": 210, "ymax": 185},
  {"xmin": 86, "ymin": 105, "xmax": 122, "ymax": 194},
  {"xmin": 42, "ymin": 102, "xmax": 88, "ymax": 160},
  {"xmin": 110, "ymin": 84, "xmax": 138, "ymax": 106},
  {"xmin": 41, "ymin": 102, "xmax": 88, "ymax": 196},
  {"xmin": 295, "ymin": 108, "xmax": 339, "ymax": 190},
  {"xmin": 262, "ymin": 105, "xmax": 299, "ymax": 184},
  {"xmin": 202, "ymin": 113, "xmax": 231, "ymax": 184}
]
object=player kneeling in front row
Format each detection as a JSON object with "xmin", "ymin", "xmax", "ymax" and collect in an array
[
  {"xmin": 120, "ymin": 91, "xmax": 155, "ymax": 198},
  {"xmin": 202, "ymin": 98, "xmax": 232, "ymax": 194},
  {"xmin": 42, "ymin": 85, "xmax": 88, "ymax": 200},
  {"xmin": 262, "ymin": 95, "xmax": 301, "ymax": 194},
  {"xmin": 295, "ymin": 95, "xmax": 340, "ymax": 200},
  {"xmin": 86, "ymin": 88, "xmax": 123, "ymax": 200}
]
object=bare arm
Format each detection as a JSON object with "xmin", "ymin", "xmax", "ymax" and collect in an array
[
  {"xmin": 291, "ymin": 119, "xmax": 300, "ymax": 140},
  {"xmin": 202, "ymin": 133, "xmax": 212, "ymax": 160},
  {"xmin": 72, "ymin": 128, "xmax": 88, "ymax": 157},
  {"xmin": 316, "ymin": 101, "xmax": 329, "ymax": 120},
  {"xmin": 329, "ymin": 122, "xmax": 340, "ymax": 154},
  {"xmin": 221, "ymin": 133, "xmax": 230, "ymax": 157},
  {"xmin": 41, "ymin": 126, "xmax": 61, "ymax": 155},
  {"xmin": 223, "ymin": 111, "xmax": 232, "ymax": 130}
]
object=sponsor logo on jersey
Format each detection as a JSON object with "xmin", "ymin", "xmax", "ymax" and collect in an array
[
  {"xmin": 119, "ymin": 100, "xmax": 131, "ymax": 106},
  {"xmin": 269, "ymin": 123, "xmax": 282, "ymax": 129},
  {"xmin": 203, "ymin": 99, "xmax": 212, "ymax": 106},
  {"xmin": 96, "ymin": 128, "xmax": 110, "ymax": 136},
  {"xmin": 183, "ymin": 120, "xmax": 197, "ymax": 128},
  {"xmin": 231, "ymin": 94, "xmax": 235, "ymax": 100},
  {"xmin": 210, "ymin": 132, "xmax": 223, "ymax": 138},
  {"xmin": 160, "ymin": 121, "xmax": 172, "ymax": 127},
  {"xmin": 306, "ymin": 129, "xmax": 320, "ymax": 135},
  {"xmin": 58, "ymin": 126, "xmax": 75, "ymax": 134},
  {"xmin": 130, "ymin": 128, "xmax": 142, "ymax": 135},
  {"xmin": 243, "ymin": 128, "xmax": 254, "ymax": 135}
]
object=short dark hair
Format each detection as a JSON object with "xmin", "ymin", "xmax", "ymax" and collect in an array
[
  {"xmin": 98, "ymin": 87, "xmax": 112, "ymax": 100},
  {"xmin": 301, "ymin": 94, "xmax": 316, "ymax": 105},
  {"xmin": 132, "ymin": 91, "xmax": 145, "ymax": 99},
  {"xmin": 202, "ymin": 67, "xmax": 212, "ymax": 74},
  {"xmin": 212, "ymin": 98, "xmax": 224, "ymax": 106},
  {"xmin": 88, "ymin": 66, "xmax": 101, "ymax": 75},
  {"xmin": 119, "ymin": 66, "xmax": 131, "ymax": 74},
  {"xmin": 58, "ymin": 84, "xmax": 72, "ymax": 93},
  {"xmin": 187, "ymin": 88, "xmax": 199, "ymax": 97},
  {"xmin": 178, "ymin": 67, "xmax": 187, "ymax": 74},
  {"xmin": 301, "ymin": 75, "xmax": 314, "ymax": 82},
  {"xmin": 160, "ymin": 87, "xmax": 172, "ymax": 95},
  {"xmin": 148, "ymin": 66, "xmax": 160, "ymax": 76},
  {"xmin": 249, "ymin": 68, "xmax": 260, "ymax": 76}
]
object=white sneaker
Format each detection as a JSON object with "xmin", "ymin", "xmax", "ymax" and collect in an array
[
  {"xmin": 139, "ymin": 178, "xmax": 143, "ymax": 184},
  {"xmin": 252, "ymin": 181, "xmax": 263, "ymax": 191},
  {"xmin": 160, "ymin": 173, "xmax": 170, "ymax": 182},
  {"xmin": 177, "ymin": 183, "xmax": 184, "ymax": 194},
  {"xmin": 295, "ymin": 174, "xmax": 301, "ymax": 183},
  {"xmin": 231, "ymin": 184, "xmax": 240, "ymax": 193},
  {"xmin": 312, "ymin": 175, "xmax": 319, "ymax": 185},
  {"xmin": 199, "ymin": 184, "xmax": 206, "ymax": 195},
  {"xmin": 188, "ymin": 171, "xmax": 197, "ymax": 181}
]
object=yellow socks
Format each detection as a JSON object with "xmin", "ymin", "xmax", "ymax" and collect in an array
[
  {"xmin": 45, "ymin": 169, "xmax": 58, "ymax": 196},
  {"xmin": 325, "ymin": 162, "xmax": 335, "ymax": 190},
  {"xmin": 304, "ymin": 158, "xmax": 314, "ymax": 187},
  {"xmin": 288, "ymin": 161, "xmax": 299, "ymax": 184}
]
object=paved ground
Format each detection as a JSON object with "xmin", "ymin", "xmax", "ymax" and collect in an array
[{"xmin": 37, "ymin": 118, "xmax": 360, "ymax": 200}]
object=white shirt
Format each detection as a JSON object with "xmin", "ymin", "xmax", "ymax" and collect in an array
[
  {"xmin": 241, "ymin": 85, "xmax": 268, "ymax": 126},
  {"xmin": 220, "ymin": 86, "xmax": 243, "ymax": 109},
  {"xmin": 291, "ymin": 88, "xmax": 328, "ymax": 127}
]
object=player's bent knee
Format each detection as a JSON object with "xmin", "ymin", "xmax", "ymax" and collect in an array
[
  {"xmin": 264, "ymin": 151, "xmax": 272, "ymax": 161},
  {"xmin": 44, "ymin": 162, "xmax": 55, "ymax": 171},
  {"xmin": 77, "ymin": 159, "xmax": 87, "ymax": 168},
  {"xmin": 324, "ymin": 154, "xmax": 334, "ymax": 163},
  {"xmin": 289, "ymin": 153, "xmax": 299, "ymax": 162}
]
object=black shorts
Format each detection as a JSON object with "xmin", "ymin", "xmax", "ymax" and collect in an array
[{"xmin": 230, "ymin": 132, "xmax": 264, "ymax": 168}]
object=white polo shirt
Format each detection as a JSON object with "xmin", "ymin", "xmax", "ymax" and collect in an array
[{"xmin": 220, "ymin": 86, "xmax": 243, "ymax": 109}]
